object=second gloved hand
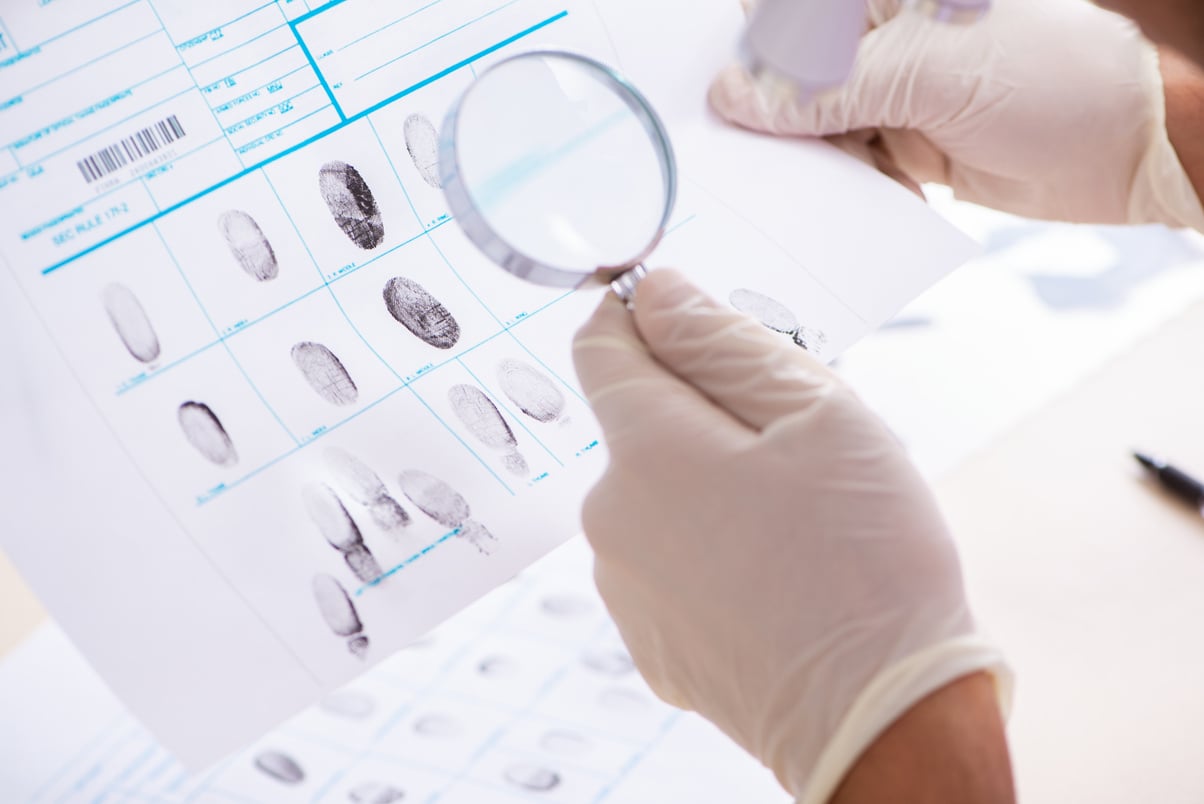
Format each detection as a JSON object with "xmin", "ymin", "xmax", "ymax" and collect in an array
[
  {"xmin": 573, "ymin": 270, "xmax": 1010, "ymax": 803},
  {"xmin": 710, "ymin": 0, "xmax": 1204, "ymax": 231}
]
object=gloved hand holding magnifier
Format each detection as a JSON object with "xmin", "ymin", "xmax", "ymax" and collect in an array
[{"xmin": 440, "ymin": 50, "xmax": 677, "ymax": 303}]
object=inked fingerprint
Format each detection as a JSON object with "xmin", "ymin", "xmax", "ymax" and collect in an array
[
  {"xmin": 102, "ymin": 283, "xmax": 160, "ymax": 364},
  {"xmin": 448, "ymin": 384, "xmax": 527, "ymax": 476},
  {"xmin": 303, "ymin": 484, "xmax": 383, "ymax": 583},
  {"xmin": 497, "ymin": 359, "xmax": 566, "ymax": 424},
  {"xmin": 350, "ymin": 782, "xmax": 406, "ymax": 804},
  {"xmin": 539, "ymin": 730, "xmax": 591, "ymax": 757},
  {"xmin": 397, "ymin": 470, "xmax": 498, "ymax": 554},
  {"xmin": 218, "ymin": 210, "xmax": 278, "ymax": 281},
  {"xmin": 343, "ymin": 544, "xmax": 383, "ymax": 584},
  {"xmin": 458, "ymin": 519, "xmax": 498, "ymax": 555},
  {"xmin": 254, "ymin": 750, "xmax": 305, "ymax": 785},
  {"xmin": 730, "ymin": 289, "xmax": 830, "ymax": 355},
  {"xmin": 404, "ymin": 113, "xmax": 442, "ymax": 189},
  {"xmin": 291, "ymin": 342, "xmax": 359, "ymax": 406},
  {"xmin": 178, "ymin": 402, "xmax": 238, "ymax": 466},
  {"xmin": 324, "ymin": 447, "xmax": 410, "ymax": 530},
  {"xmin": 729, "ymin": 289, "xmax": 800, "ymax": 334},
  {"xmin": 319, "ymin": 161, "xmax": 385, "ymax": 250},
  {"xmin": 581, "ymin": 648, "xmax": 635, "ymax": 677},
  {"xmin": 303, "ymin": 483, "xmax": 363, "ymax": 550},
  {"xmin": 397, "ymin": 470, "xmax": 470, "ymax": 528},
  {"xmin": 504, "ymin": 763, "xmax": 561, "ymax": 793},
  {"xmin": 319, "ymin": 689, "xmax": 376, "ymax": 719},
  {"xmin": 313, "ymin": 573, "xmax": 369, "ymax": 658},
  {"xmin": 792, "ymin": 327, "xmax": 829, "ymax": 354},
  {"xmin": 413, "ymin": 713, "xmax": 463, "ymax": 738},
  {"xmin": 540, "ymin": 595, "xmax": 593, "ymax": 618},
  {"xmin": 382, "ymin": 277, "xmax": 460, "ymax": 349}
]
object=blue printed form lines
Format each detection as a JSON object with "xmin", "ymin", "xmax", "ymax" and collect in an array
[{"xmin": 38, "ymin": 7, "xmax": 569, "ymax": 276}]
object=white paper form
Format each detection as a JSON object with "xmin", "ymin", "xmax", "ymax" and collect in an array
[
  {"xmin": 0, "ymin": 0, "xmax": 976, "ymax": 768},
  {"xmin": 0, "ymin": 542, "xmax": 794, "ymax": 804}
]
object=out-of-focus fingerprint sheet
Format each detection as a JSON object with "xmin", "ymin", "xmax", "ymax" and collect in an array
[
  {"xmin": 0, "ymin": 0, "xmax": 975, "ymax": 768},
  {"xmin": 0, "ymin": 541, "xmax": 794, "ymax": 803}
]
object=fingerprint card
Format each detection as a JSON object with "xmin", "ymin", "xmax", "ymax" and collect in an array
[{"xmin": 0, "ymin": 0, "xmax": 975, "ymax": 767}]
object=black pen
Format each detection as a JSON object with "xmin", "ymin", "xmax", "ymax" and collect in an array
[{"xmin": 1134, "ymin": 452, "xmax": 1204, "ymax": 514}]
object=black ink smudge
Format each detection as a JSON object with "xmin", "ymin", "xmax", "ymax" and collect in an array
[
  {"xmin": 291, "ymin": 342, "xmax": 359, "ymax": 406},
  {"xmin": 313, "ymin": 573, "xmax": 369, "ymax": 658},
  {"xmin": 178, "ymin": 401, "xmax": 238, "ymax": 466},
  {"xmin": 102, "ymin": 283, "xmax": 161, "ymax": 364},
  {"xmin": 382, "ymin": 276, "xmax": 461, "ymax": 349},
  {"xmin": 503, "ymin": 763, "xmax": 561, "ymax": 793},
  {"xmin": 254, "ymin": 750, "xmax": 305, "ymax": 785},
  {"xmin": 792, "ymin": 327, "xmax": 829, "ymax": 354},
  {"xmin": 324, "ymin": 447, "xmax": 410, "ymax": 530},
  {"xmin": 218, "ymin": 210, "xmax": 278, "ymax": 281},
  {"xmin": 404, "ymin": 113, "xmax": 443, "ymax": 189},
  {"xmin": 497, "ymin": 359, "xmax": 565, "ymax": 424},
  {"xmin": 319, "ymin": 161, "xmax": 385, "ymax": 250},
  {"xmin": 448, "ymin": 384, "xmax": 527, "ymax": 476},
  {"xmin": 303, "ymin": 484, "xmax": 383, "ymax": 583}
]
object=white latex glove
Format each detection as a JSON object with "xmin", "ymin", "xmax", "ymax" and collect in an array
[
  {"xmin": 710, "ymin": 0, "xmax": 1204, "ymax": 231},
  {"xmin": 572, "ymin": 269, "xmax": 1011, "ymax": 803}
]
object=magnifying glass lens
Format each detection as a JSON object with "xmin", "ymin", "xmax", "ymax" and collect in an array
[{"xmin": 447, "ymin": 53, "xmax": 674, "ymax": 284}]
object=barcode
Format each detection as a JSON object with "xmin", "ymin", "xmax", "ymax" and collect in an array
[{"xmin": 76, "ymin": 115, "xmax": 186, "ymax": 184}]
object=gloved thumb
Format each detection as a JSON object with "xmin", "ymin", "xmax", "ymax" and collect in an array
[
  {"xmin": 573, "ymin": 287, "xmax": 742, "ymax": 460},
  {"xmin": 631, "ymin": 270, "xmax": 839, "ymax": 433}
]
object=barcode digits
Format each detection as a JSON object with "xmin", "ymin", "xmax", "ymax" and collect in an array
[{"xmin": 77, "ymin": 115, "xmax": 186, "ymax": 184}]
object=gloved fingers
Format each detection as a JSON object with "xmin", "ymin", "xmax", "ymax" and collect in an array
[
  {"xmin": 630, "ymin": 269, "xmax": 840, "ymax": 433},
  {"xmin": 591, "ymin": 559, "xmax": 696, "ymax": 709},
  {"xmin": 796, "ymin": 131, "xmax": 926, "ymax": 197},
  {"xmin": 572, "ymin": 290, "xmax": 745, "ymax": 460},
  {"xmin": 741, "ymin": 0, "xmax": 902, "ymax": 27},
  {"xmin": 708, "ymin": 13, "xmax": 922, "ymax": 138},
  {"xmin": 866, "ymin": 0, "xmax": 904, "ymax": 27},
  {"xmin": 878, "ymin": 128, "xmax": 951, "ymax": 186}
]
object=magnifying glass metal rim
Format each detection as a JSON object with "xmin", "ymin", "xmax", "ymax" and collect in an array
[{"xmin": 439, "ymin": 49, "xmax": 678, "ymax": 292}]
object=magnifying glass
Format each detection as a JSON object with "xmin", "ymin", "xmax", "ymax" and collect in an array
[{"xmin": 439, "ymin": 50, "xmax": 677, "ymax": 302}]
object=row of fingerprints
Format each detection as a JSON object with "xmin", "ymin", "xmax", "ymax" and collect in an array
[
  {"xmin": 172, "ymin": 352, "xmax": 564, "ymax": 473},
  {"xmin": 306, "ymin": 445, "xmax": 497, "ymax": 661},
  {"xmin": 102, "ymin": 138, "xmax": 570, "ymax": 473}
]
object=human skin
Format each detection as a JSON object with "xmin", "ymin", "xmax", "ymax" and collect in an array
[
  {"xmin": 1100, "ymin": 1, "xmax": 1204, "ymax": 207},
  {"xmin": 831, "ymin": 673, "xmax": 1015, "ymax": 804},
  {"xmin": 1100, "ymin": 0, "xmax": 1204, "ymax": 66},
  {"xmin": 817, "ymin": 5, "xmax": 1204, "ymax": 803},
  {"xmin": 1160, "ymin": 47, "xmax": 1204, "ymax": 207}
]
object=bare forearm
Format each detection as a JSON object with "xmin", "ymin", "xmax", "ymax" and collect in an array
[
  {"xmin": 1162, "ymin": 46, "xmax": 1204, "ymax": 207},
  {"xmin": 828, "ymin": 672, "xmax": 1015, "ymax": 804}
]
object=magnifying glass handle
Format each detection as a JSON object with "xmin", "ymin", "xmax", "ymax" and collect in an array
[{"xmin": 609, "ymin": 264, "xmax": 647, "ymax": 306}]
